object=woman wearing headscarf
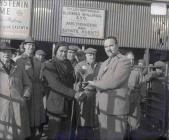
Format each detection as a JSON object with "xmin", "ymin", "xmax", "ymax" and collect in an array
[{"xmin": 42, "ymin": 42, "xmax": 76, "ymax": 140}]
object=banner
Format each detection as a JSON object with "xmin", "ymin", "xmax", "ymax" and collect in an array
[
  {"xmin": 0, "ymin": 0, "xmax": 32, "ymax": 39},
  {"xmin": 61, "ymin": 6, "xmax": 105, "ymax": 39}
]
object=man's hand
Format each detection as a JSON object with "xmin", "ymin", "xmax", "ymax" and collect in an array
[
  {"xmin": 75, "ymin": 91, "xmax": 87, "ymax": 102},
  {"xmin": 88, "ymin": 81, "xmax": 95, "ymax": 87}
]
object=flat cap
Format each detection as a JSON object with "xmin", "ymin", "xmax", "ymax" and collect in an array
[
  {"xmin": 154, "ymin": 61, "xmax": 165, "ymax": 68},
  {"xmin": 24, "ymin": 36, "xmax": 35, "ymax": 44},
  {"xmin": 0, "ymin": 42, "xmax": 14, "ymax": 51},
  {"xmin": 35, "ymin": 50, "xmax": 46, "ymax": 56},
  {"xmin": 68, "ymin": 45, "xmax": 79, "ymax": 51},
  {"xmin": 84, "ymin": 48, "xmax": 97, "ymax": 54}
]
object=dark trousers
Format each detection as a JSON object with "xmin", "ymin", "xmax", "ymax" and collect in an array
[
  {"xmin": 76, "ymin": 126, "xmax": 95, "ymax": 140},
  {"xmin": 47, "ymin": 119, "xmax": 61, "ymax": 140}
]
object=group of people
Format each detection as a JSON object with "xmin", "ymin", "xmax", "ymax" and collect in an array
[{"xmin": 0, "ymin": 36, "xmax": 167, "ymax": 140}]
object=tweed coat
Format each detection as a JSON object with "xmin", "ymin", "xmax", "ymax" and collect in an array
[
  {"xmin": 14, "ymin": 53, "xmax": 45, "ymax": 127},
  {"xmin": 0, "ymin": 59, "xmax": 31, "ymax": 139},
  {"xmin": 93, "ymin": 53, "xmax": 131, "ymax": 115}
]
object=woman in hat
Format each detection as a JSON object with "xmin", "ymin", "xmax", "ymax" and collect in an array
[
  {"xmin": 41, "ymin": 42, "xmax": 76, "ymax": 140},
  {"xmin": 0, "ymin": 42, "xmax": 31, "ymax": 140},
  {"xmin": 14, "ymin": 37, "xmax": 46, "ymax": 137}
]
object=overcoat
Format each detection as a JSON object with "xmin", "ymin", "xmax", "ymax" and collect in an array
[
  {"xmin": 93, "ymin": 53, "xmax": 131, "ymax": 115},
  {"xmin": 0, "ymin": 59, "xmax": 31, "ymax": 139},
  {"xmin": 14, "ymin": 53, "xmax": 45, "ymax": 127}
]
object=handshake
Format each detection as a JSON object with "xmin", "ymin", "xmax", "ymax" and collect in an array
[
  {"xmin": 75, "ymin": 91, "xmax": 87, "ymax": 102},
  {"xmin": 74, "ymin": 81, "xmax": 96, "ymax": 102}
]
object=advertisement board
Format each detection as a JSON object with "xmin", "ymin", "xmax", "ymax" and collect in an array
[
  {"xmin": 61, "ymin": 6, "xmax": 105, "ymax": 39},
  {"xmin": 0, "ymin": 0, "xmax": 32, "ymax": 39}
]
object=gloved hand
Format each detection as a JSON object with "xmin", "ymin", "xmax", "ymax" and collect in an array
[{"xmin": 74, "ymin": 91, "xmax": 87, "ymax": 102}]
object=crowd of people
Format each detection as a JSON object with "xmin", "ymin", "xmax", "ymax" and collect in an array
[{"xmin": 0, "ymin": 36, "xmax": 167, "ymax": 140}]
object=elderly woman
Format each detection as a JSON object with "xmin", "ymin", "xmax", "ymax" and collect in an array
[
  {"xmin": 0, "ymin": 42, "xmax": 31, "ymax": 140},
  {"xmin": 42, "ymin": 42, "xmax": 76, "ymax": 139}
]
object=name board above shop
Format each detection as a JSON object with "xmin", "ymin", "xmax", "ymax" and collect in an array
[
  {"xmin": 61, "ymin": 6, "xmax": 105, "ymax": 39},
  {"xmin": 0, "ymin": 0, "xmax": 31, "ymax": 39}
]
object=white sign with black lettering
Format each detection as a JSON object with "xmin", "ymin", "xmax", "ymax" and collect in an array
[
  {"xmin": 0, "ymin": 0, "xmax": 31, "ymax": 39},
  {"xmin": 61, "ymin": 6, "xmax": 105, "ymax": 39}
]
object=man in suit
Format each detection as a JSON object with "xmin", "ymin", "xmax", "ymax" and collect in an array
[{"xmin": 88, "ymin": 36, "xmax": 131, "ymax": 140}]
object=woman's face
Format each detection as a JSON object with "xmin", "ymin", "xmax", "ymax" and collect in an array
[{"xmin": 56, "ymin": 46, "xmax": 68, "ymax": 61}]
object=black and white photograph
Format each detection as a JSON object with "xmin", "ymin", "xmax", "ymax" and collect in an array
[{"xmin": 0, "ymin": 0, "xmax": 169, "ymax": 140}]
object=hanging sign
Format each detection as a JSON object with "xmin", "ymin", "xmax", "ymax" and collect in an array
[
  {"xmin": 61, "ymin": 6, "xmax": 105, "ymax": 39},
  {"xmin": 0, "ymin": 0, "xmax": 32, "ymax": 39}
]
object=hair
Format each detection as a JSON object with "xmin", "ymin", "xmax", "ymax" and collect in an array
[
  {"xmin": 54, "ymin": 41, "xmax": 68, "ymax": 55},
  {"xmin": 105, "ymin": 36, "xmax": 118, "ymax": 45}
]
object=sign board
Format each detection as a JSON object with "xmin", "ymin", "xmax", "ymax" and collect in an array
[
  {"xmin": 0, "ymin": 0, "xmax": 32, "ymax": 39},
  {"xmin": 61, "ymin": 6, "xmax": 105, "ymax": 39},
  {"xmin": 151, "ymin": 3, "xmax": 167, "ymax": 15}
]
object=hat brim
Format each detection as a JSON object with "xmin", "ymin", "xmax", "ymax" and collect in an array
[{"xmin": 23, "ymin": 41, "xmax": 35, "ymax": 45}]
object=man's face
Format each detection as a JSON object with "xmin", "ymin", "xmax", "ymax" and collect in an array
[
  {"xmin": 35, "ymin": 54, "xmax": 45, "ymax": 62},
  {"xmin": 104, "ymin": 38, "xmax": 119, "ymax": 57},
  {"xmin": 56, "ymin": 46, "xmax": 67, "ymax": 61},
  {"xmin": 0, "ymin": 50, "xmax": 12, "ymax": 62},
  {"xmin": 24, "ymin": 43, "xmax": 35, "ymax": 55},
  {"xmin": 126, "ymin": 53, "xmax": 134, "ymax": 66},
  {"xmin": 67, "ymin": 50, "xmax": 76, "ymax": 61},
  {"xmin": 85, "ymin": 53, "xmax": 96, "ymax": 64}
]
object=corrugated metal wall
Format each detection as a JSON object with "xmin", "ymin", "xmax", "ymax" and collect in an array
[{"xmin": 31, "ymin": 0, "xmax": 169, "ymax": 50}]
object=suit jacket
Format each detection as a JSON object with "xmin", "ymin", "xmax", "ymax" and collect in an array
[{"xmin": 93, "ymin": 53, "xmax": 131, "ymax": 115}]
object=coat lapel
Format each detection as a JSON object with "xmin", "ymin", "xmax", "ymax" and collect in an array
[{"xmin": 97, "ymin": 56, "xmax": 117, "ymax": 80}]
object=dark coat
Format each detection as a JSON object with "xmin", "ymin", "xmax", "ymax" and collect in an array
[
  {"xmin": 14, "ymin": 54, "xmax": 45, "ymax": 127},
  {"xmin": 42, "ymin": 58, "xmax": 76, "ymax": 116}
]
